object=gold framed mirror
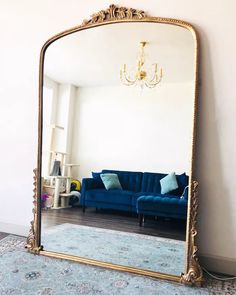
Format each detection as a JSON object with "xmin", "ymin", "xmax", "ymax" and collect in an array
[{"xmin": 27, "ymin": 4, "xmax": 203, "ymax": 286}]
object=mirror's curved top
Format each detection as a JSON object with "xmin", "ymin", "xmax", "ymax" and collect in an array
[
  {"xmin": 44, "ymin": 22, "xmax": 195, "ymax": 87},
  {"xmin": 40, "ymin": 4, "xmax": 198, "ymax": 54},
  {"xmin": 27, "ymin": 4, "xmax": 203, "ymax": 287}
]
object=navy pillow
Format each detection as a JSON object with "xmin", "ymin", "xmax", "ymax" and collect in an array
[
  {"xmin": 172, "ymin": 173, "xmax": 189, "ymax": 196},
  {"xmin": 92, "ymin": 172, "xmax": 104, "ymax": 188}
]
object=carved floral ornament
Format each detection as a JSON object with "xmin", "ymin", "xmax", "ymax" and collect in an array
[
  {"xmin": 181, "ymin": 181, "xmax": 203, "ymax": 285},
  {"xmin": 82, "ymin": 4, "xmax": 146, "ymax": 25},
  {"xmin": 26, "ymin": 4, "xmax": 203, "ymax": 287}
]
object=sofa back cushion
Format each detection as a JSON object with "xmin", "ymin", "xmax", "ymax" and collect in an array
[
  {"xmin": 141, "ymin": 172, "xmax": 189, "ymax": 195},
  {"xmin": 141, "ymin": 172, "xmax": 166, "ymax": 194},
  {"xmin": 102, "ymin": 169, "xmax": 143, "ymax": 192}
]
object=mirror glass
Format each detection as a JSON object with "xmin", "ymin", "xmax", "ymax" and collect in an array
[{"xmin": 40, "ymin": 22, "xmax": 195, "ymax": 276}]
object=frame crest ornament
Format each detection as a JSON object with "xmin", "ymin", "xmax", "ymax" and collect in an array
[
  {"xmin": 82, "ymin": 4, "xmax": 146, "ymax": 25},
  {"xmin": 27, "ymin": 4, "xmax": 203, "ymax": 286}
]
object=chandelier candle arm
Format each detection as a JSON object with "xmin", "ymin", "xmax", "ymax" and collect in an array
[
  {"xmin": 120, "ymin": 41, "xmax": 163, "ymax": 88},
  {"xmin": 120, "ymin": 64, "xmax": 138, "ymax": 85}
]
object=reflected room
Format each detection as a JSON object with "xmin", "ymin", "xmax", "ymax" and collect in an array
[{"xmin": 41, "ymin": 22, "xmax": 195, "ymax": 276}]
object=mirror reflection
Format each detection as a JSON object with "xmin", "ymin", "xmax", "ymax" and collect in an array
[{"xmin": 41, "ymin": 22, "xmax": 195, "ymax": 276}]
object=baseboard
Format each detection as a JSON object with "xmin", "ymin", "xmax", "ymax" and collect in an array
[
  {"xmin": 199, "ymin": 253, "xmax": 236, "ymax": 276},
  {"xmin": 0, "ymin": 222, "xmax": 28, "ymax": 237}
]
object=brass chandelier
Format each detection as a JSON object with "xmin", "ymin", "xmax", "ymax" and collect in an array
[{"xmin": 120, "ymin": 41, "xmax": 163, "ymax": 88}]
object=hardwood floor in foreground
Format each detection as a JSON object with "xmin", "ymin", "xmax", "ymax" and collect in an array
[{"xmin": 42, "ymin": 207, "xmax": 186, "ymax": 241}]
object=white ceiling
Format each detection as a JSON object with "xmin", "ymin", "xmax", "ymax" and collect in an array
[{"xmin": 44, "ymin": 22, "xmax": 195, "ymax": 87}]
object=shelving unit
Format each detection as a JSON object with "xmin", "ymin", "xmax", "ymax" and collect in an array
[{"xmin": 42, "ymin": 124, "xmax": 79, "ymax": 209}]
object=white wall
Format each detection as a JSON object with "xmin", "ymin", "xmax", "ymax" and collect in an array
[
  {"xmin": 53, "ymin": 83, "xmax": 75, "ymax": 156},
  {"xmin": 72, "ymin": 84, "xmax": 194, "ymax": 180},
  {"xmin": 41, "ymin": 80, "xmax": 77, "ymax": 176},
  {"xmin": 0, "ymin": 0, "xmax": 235, "ymax": 274}
]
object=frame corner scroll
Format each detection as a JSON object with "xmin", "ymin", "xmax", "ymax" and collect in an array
[
  {"xmin": 181, "ymin": 181, "xmax": 204, "ymax": 286},
  {"xmin": 26, "ymin": 168, "xmax": 43, "ymax": 254},
  {"xmin": 82, "ymin": 4, "xmax": 147, "ymax": 25}
]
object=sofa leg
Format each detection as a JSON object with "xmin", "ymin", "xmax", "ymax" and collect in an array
[
  {"xmin": 82, "ymin": 206, "xmax": 85, "ymax": 213},
  {"xmin": 139, "ymin": 214, "xmax": 144, "ymax": 227}
]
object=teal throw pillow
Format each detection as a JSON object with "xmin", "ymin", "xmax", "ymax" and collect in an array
[
  {"xmin": 160, "ymin": 172, "xmax": 179, "ymax": 194},
  {"xmin": 100, "ymin": 173, "xmax": 122, "ymax": 190}
]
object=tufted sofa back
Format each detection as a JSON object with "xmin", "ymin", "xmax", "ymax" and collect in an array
[
  {"xmin": 102, "ymin": 169, "xmax": 143, "ymax": 192},
  {"xmin": 141, "ymin": 172, "xmax": 189, "ymax": 195},
  {"xmin": 141, "ymin": 172, "xmax": 166, "ymax": 194}
]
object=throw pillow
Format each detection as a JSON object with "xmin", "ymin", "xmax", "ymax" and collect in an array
[
  {"xmin": 160, "ymin": 172, "xmax": 179, "ymax": 194},
  {"xmin": 92, "ymin": 172, "xmax": 104, "ymax": 187},
  {"xmin": 92, "ymin": 172, "xmax": 101, "ymax": 180},
  {"xmin": 100, "ymin": 173, "xmax": 122, "ymax": 190},
  {"xmin": 172, "ymin": 172, "xmax": 189, "ymax": 196}
]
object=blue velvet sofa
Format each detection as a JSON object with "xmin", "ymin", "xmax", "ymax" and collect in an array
[
  {"xmin": 81, "ymin": 169, "xmax": 189, "ymax": 220},
  {"xmin": 81, "ymin": 170, "xmax": 142, "ymax": 213}
]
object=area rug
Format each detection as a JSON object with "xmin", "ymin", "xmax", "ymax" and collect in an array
[
  {"xmin": 1, "ymin": 235, "xmax": 235, "ymax": 294},
  {"xmin": 41, "ymin": 223, "xmax": 185, "ymax": 276}
]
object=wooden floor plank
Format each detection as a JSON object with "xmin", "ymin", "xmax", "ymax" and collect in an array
[{"xmin": 42, "ymin": 207, "xmax": 186, "ymax": 241}]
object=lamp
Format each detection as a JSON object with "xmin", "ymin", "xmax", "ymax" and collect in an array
[{"xmin": 120, "ymin": 41, "xmax": 163, "ymax": 88}]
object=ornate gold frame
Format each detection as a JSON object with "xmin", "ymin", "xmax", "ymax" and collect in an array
[{"xmin": 26, "ymin": 4, "xmax": 203, "ymax": 286}]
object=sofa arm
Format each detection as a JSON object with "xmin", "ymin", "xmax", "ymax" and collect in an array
[
  {"xmin": 81, "ymin": 178, "xmax": 98, "ymax": 206},
  {"xmin": 82, "ymin": 178, "xmax": 98, "ymax": 190}
]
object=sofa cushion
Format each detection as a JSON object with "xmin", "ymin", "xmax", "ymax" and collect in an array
[
  {"xmin": 160, "ymin": 172, "xmax": 178, "ymax": 194},
  {"xmin": 137, "ymin": 195, "xmax": 187, "ymax": 215},
  {"xmin": 102, "ymin": 169, "xmax": 142, "ymax": 192},
  {"xmin": 132, "ymin": 192, "xmax": 158, "ymax": 207},
  {"xmin": 132, "ymin": 192, "xmax": 178, "ymax": 207},
  {"xmin": 85, "ymin": 189, "xmax": 133, "ymax": 205},
  {"xmin": 100, "ymin": 173, "xmax": 122, "ymax": 190}
]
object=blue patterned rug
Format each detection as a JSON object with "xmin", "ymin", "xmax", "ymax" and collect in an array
[
  {"xmin": 42, "ymin": 223, "xmax": 185, "ymax": 276},
  {"xmin": 0, "ymin": 235, "xmax": 235, "ymax": 294}
]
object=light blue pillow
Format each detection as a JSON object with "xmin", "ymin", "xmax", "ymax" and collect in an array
[
  {"xmin": 160, "ymin": 172, "xmax": 178, "ymax": 194},
  {"xmin": 100, "ymin": 173, "xmax": 122, "ymax": 190}
]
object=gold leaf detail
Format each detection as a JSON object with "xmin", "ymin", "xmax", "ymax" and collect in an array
[
  {"xmin": 181, "ymin": 181, "xmax": 204, "ymax": 286},
  {"xmin": 26, "ymin": 169, "xmax": 42, "ymax": 254},
  {"xmin": 82, "ymin": 4, "xmax": 146, "ymax": 26}
]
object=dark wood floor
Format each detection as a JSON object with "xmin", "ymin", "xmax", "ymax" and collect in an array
[{"xmin": 42, "ymin": 207, "xmax": 186, "ymax": 241}]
